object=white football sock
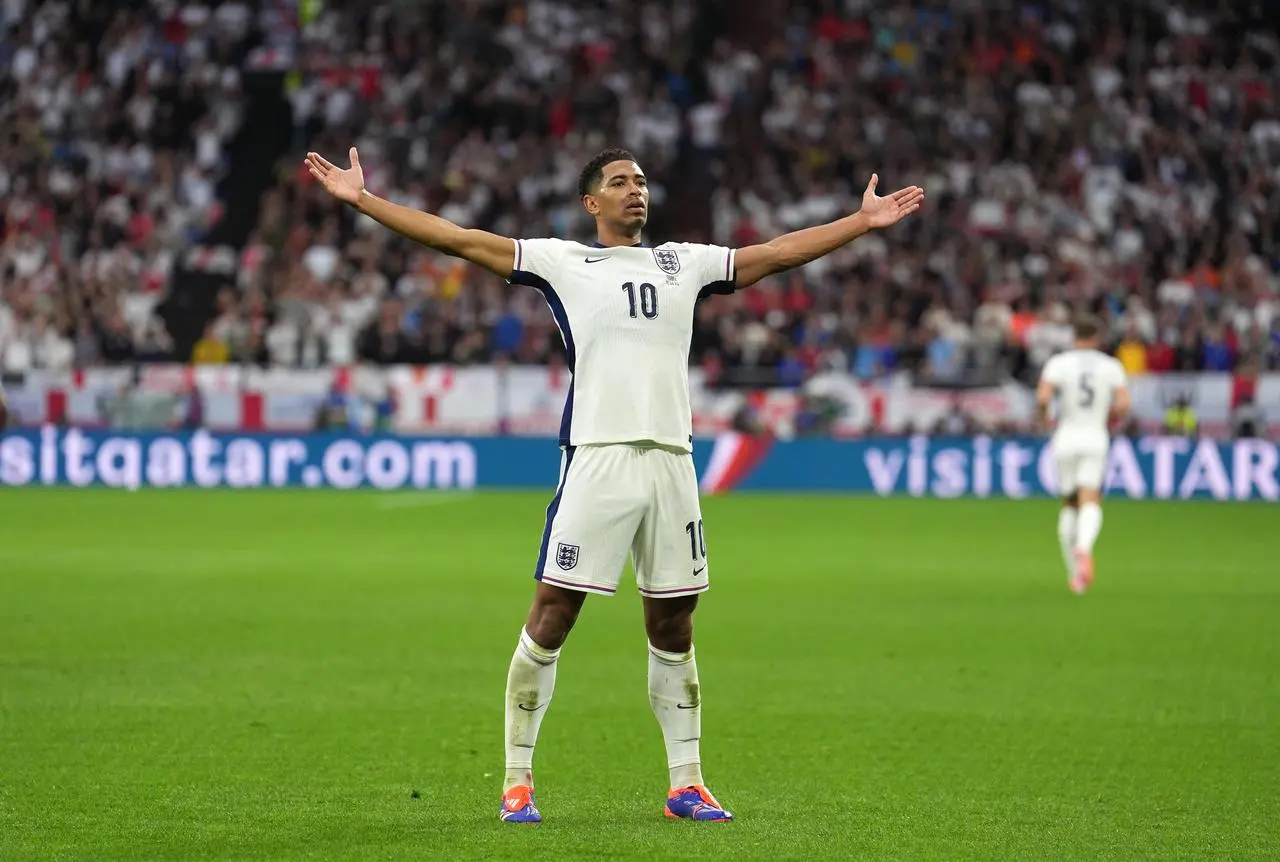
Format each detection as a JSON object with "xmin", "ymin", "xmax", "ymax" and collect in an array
[
  {"xmin": 1076, "ymin": 502, "xmax": 1103, "ymax": 553},
  {"xmin": 1058, "ymin": 507, "xmax": 1078, "ymax": 578},
  {"xmin": 648, "ymin": 643, "xmax": 705, "ymax": 790},
  {"xmin": 504, "ymin": 628, "xmax": 559, "ymax": 791}
]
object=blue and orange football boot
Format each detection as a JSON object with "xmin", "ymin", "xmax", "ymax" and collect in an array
[
  {"xmin": 664, "ymin": 785, "xmax": 733, "ymax": 822},
  {"xmin": 499, "ymin": 785, "xmax": 542, "ymax": 823}
]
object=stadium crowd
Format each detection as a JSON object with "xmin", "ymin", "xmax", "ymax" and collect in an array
[
  {"xmin": 2, "ymin": 0, "xmax": 1279, "ymax": 388},
  {"xmin": 0, "ymin": 0, "xmax": 256, "ymax": 370}
]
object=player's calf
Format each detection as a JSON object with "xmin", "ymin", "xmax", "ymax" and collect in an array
[
  {"xmin": 501, "ymin": 591, "xmax": 577, "ymax": 824},
  {"xmin": 643, "ymin": 595, "xmax": 732, "ymax": 820},
  {"xmin": 1057, "ymin": 499, "xmax": 1078, "ymax": 583},
  {"xmin": 1071, "ymin": 488, "xmax": 1103, "ymax": 594},
  {"xmin": 645, "ymin": 597, "xmax": 702, "ymax": 786}
]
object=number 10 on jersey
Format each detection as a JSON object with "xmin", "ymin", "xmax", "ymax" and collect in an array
[{"xmin": 622, "ymin": 282, "xmax": 659, "ymax": 320}]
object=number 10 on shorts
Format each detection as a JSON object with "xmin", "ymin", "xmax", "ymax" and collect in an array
[{"xmin": 684, "ymin": 519, "xmax": 706, "ymax": 564}]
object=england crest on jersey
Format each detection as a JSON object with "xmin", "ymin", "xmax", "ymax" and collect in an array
[
  {"xmin": 556, "ymin": 542, "xmax": 579, "ymax": 571},
  {"xmin": 653, "ymin": 248, "xmax": 681, "ymax": 275}
]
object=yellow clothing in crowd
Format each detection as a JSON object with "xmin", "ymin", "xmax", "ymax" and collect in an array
[
  {"xmin": 1164, "ymin": 405, "xmax": 1198, "ymax": 436},
  {"xmin": 1115, "ymin": 339, "xmax": 1147, "ymax": 375},
  {"xmin": 192, "ymin": 338, "xmax": 229, "ymax": 365}
]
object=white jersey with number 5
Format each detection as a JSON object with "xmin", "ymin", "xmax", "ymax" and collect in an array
[
  {"xmin": 1040, "ymin": 348, "xmax": 1128, "ymax": 454},
  {"xmin": 509, "ymin": 238, "xmax": 736, "ymax": 453}
]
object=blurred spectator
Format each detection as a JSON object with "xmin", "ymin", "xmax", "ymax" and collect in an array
[
  {"xmin": 1232, "ymin": 359, "xmax": 1261, "ymax": 410},
  {"xmin": 181, "ymin": 382, "xmax": 204, "ymax": 431},
  {"xmin": 1146, "ymin": 336, "xmax": 1176, "ymax": 374},
  {"xmin": 1164, "ymin": 396, "xmax": 1199, "ymax": 438},
  {"xmin": 32, "ymin": 316, "xmax": 74, "ymax": 370},
  {"xmin": 1230, "ymin": 360, "xmax": 1265, "ymax": 438},
  {"xmin": 1025, "ymin": 304, "xmax": 1074, "ymax": 374},
  {"xmin": 933, "ymin": 395, "xmax": 979, "ymax": 436},
  {"xmin": 313, "ymin": 383, "xmax": 353, "ymax": 432},
  {"xmin": 729, "ymin": 403, "xmax": 765, "ymax": 435},
  {"xmin": 192, "ymin": 323, "xmax": 229, "ymax": 365},
  {"xmin": 1233, "ymin": 399, "xmax": 1265, "ymax": 439},
  {"xmin": 1201, "ymin": 325, "xmax": 1236, "ymax": 372},
  {"xmin": 923, "ymin": 319, "xmax": 963, "ymax": 382},
  {"xmin": 1115, "ymin": 322, "xmax": 1149, "ymax": 377},
  {"xmin": 1174, "ymin": 329, "xmax": 1203, "ymax": 372}
]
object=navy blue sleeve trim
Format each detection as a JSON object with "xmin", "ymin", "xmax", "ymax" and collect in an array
[
  {"xmin": 509, "ymin": 269, "xmax": 546, "ymax": 291},
  {"xmin": 698, "ymin": 279, "xmax": 738, "ymax": 301},
  {"xmin": 513, "ymin": 269, "xmax": 576, "ymax": 447},
  {"xmin": 512, "ymin": 270, "xmax": 574, "ymax": 369}
]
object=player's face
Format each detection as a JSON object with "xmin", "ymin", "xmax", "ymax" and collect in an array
[{"xmin": 586, "ymin": 160, "xmax": 649, "ymax": 230}]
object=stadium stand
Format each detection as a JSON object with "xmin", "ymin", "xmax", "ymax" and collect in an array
[{"xmin": 1, "ymin": 0, "xmax": 1278, "ymax": 391}]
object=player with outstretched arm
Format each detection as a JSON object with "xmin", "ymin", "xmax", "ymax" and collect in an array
[
  {"xmin": 1037, "ymin": 315, "xmax": 1131, "ymax": 594},
  {"xmin": 305, "ymin": 145, "xmax": 924, "ymax": 823}
]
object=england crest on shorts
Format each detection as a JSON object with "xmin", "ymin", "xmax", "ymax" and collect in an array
[
  {"xmin": 556, "ymin": 542, "xmax": 579, "ymax": 571},
  {"xmin": 652, "ymin": 248, "xmax": 681, "ymax": 275}
]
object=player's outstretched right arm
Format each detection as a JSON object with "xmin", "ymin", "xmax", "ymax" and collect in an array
[
  {"xmin": 305, "ymin": 148, "xmax": 514, "ymax": 279},
  {"xmin": 732, "ymin": 174, "xmax": 924, "ymax": 289}
]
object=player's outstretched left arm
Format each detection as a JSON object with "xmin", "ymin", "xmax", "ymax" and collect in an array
[
  {"xmin": 733, "ymin": 174, "xmax": 924, "ymax": 289},
  {"xmin": 305, "ymin": 148, "xmax": 515, "ymax": 278}
]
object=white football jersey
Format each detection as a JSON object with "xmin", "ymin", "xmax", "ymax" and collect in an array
[
  {"xmin": 509, "ymin": 238, "xmax": 737, "ymax": 452},
  {"xmin": 1040, "ymin": 348, "xmax": 1128, "ymax": 453}
]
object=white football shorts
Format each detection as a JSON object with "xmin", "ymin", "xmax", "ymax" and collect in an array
[
  {"xmin": 534, "ymin": 443, "xmax": 709, "ymax": 598},
  {"xmin": 1055, "ymin": 448, "xmax": 1108, "ymax": 495}
]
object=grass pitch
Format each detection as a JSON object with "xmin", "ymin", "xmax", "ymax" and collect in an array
[{"xmin": 0, "ymin": 489, "xmax": 1276, "ymax": 860}]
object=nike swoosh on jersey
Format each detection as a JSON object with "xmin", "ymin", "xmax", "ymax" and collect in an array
[
  {"xmin": 583, "ymin": 256, "xmax": 610, "ymax": 263},
  {"xmin": 517, "ymin": 703, "xmax": 547, "ymax": 712},
  {"xmin": 693, "ymin": 566, "xmax": 706, "ymax": 576}
]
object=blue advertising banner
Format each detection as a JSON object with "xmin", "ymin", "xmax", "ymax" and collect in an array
[
  {"xmin": 1, "ymin": 428, "xmax": 1276, "ymax": 501},
  {"xmin": 698, "ymin": 434, "xmax": 1280, "ymax": 501},
  {"xmin": 0, "ymin": 428, "xmax": 559, "ymax": 490}
]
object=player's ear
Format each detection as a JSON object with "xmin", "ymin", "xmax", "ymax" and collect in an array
[{"xmin": 582, "ymin": 194, "xmax": 600, "ymax": 217}]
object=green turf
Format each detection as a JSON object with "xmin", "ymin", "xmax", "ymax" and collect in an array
[{"xmin": 0, "ymin": 489, "xmax": 1276, "ymax": 860}]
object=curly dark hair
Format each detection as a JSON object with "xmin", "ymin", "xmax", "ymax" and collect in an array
[{"xmin": 577, "ymin": 148, "xmax": 638, "ymax": 197}]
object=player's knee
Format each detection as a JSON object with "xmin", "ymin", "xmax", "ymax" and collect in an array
[
  {"xmin": 1062, "ymin": 491, "xmax": 1079, "ymax": 508},
  {"xmin": 524, "ymin": 606, "xmax": 576, "ymax": 651},
  {"xmin": 524, "ymin": 584, "xmax": 585, "ymax": 650},
  {"xmin": 647, "ymin": 622, "xmax": 692, "ymax": 654},
  {"xmin": 645, "ymin": 601, "xmax": 697, "ymax": 654},
  {"xmin": 1078, "ymin": 488, "xmax": 1101, "ymax": 506}
]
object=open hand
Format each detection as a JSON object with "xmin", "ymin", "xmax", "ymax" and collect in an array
[
  {"xmin": 305, "ymin": 147, "xmax": 365, "ymax": 206},
  {"xmin": 859, "ymin": 174, "xmax": 925, "ymax": 229}
]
